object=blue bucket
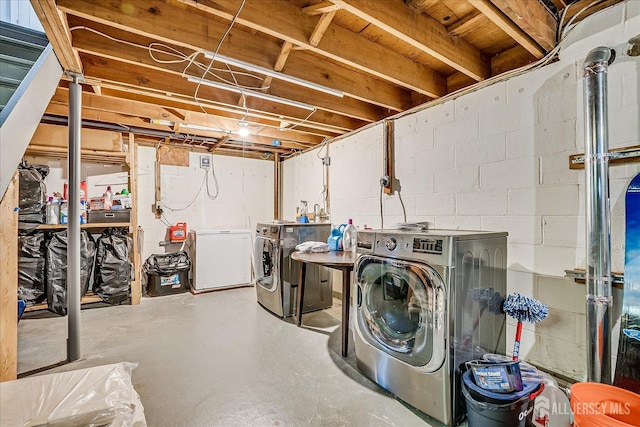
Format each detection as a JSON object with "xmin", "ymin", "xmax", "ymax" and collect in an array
[{"xmin": 466, "ymin": 359, "xmax": 523, "ymax": 393}]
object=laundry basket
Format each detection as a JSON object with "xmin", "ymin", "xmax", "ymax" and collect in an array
[
  {"xmin": 570, "ymin": 382, "xmax": 640, "ymax": 427},
  {"xmin": 143, "ymin": 251, "xmax": 191, "ymax": 297}
]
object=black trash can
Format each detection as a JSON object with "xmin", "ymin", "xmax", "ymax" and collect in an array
[
  {"xmin": 144, "ymin": 251, "xmax": 191, "ymax": 297},
  {"xmin": 462, "ymin": 369, "xmax": 543, "ymax": 427}
]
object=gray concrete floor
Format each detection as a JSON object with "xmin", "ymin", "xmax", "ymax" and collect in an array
[{"xmin": 17, "ymin": 287, "xmax": 454, "ymax": 426}]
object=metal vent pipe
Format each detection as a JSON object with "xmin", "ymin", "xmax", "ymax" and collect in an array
[{"xmin": 583, "ymin": 46, "xmax": 615, "ymax": 384}]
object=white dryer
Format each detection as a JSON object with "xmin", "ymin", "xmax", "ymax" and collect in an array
[{"xmin": 353, "ymin": 229, "xmax": 507, "ymax": 425}]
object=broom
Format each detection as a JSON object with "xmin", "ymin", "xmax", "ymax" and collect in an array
[{"xmin": 503, "ymin": 292, "xmax": 549, "ymax": 360}]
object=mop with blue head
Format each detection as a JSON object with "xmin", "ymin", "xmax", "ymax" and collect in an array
[
  {"xmin": 503, "ymin": 293, "xmax": 549, "ymax": 360},
  {"xmin": 462, "ymin": 288, "xmax": 505, "ymax": 346}
]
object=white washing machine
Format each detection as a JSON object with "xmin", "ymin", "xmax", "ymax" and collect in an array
[{"xmin": 353, "ymin": 229, "xmax": 507, "ymax": 425}]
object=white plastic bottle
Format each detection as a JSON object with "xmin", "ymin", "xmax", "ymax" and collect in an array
[
  {"xmin": 46, "ymin": 197, "xmax": 60, "ymax": 225},
  {"xmin": 342, "ymin": 219, "xmax": 357, "ymax": 253},
  {"xmin": 104, "ymin": 185, "xmax": 113, "ymax": 210}
]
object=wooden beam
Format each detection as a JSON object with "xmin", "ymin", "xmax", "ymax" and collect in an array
[
  {"xmin": 491, "ymin": 45, "xmax": 537, "ymax": 76},
  {"xmin": 448, "ymin": 11, "xmax": 484, "ymax": 37},
  {"xmin": 274, "ymin": 41, "xmax": 294, "ymax": 72},
  {"xmin": 76, "ymin": 52, "xmax": 364, "ymax": 133},
  {"xmin": 0, "ymin": 173, "xmax": 18, "ymax": 382},
  {"xmin": 59, "ymin": 0, "xmax": 413, "ymax": 111},
  {"xmin": 468, "ymin": 0, "xmax": 546, "ymax": 59},
  {"xmin": 96, "ymin": 87, "xmax": 341, "ymax": 139},
  {"xmin": 127, "ymin": 134, "xmax": 141, "ymax": 305},
  {"xmin": 329, "ymin": 0, "xmax": 490, "ymax": 81},
  {"xmin": 489, "ymin": 0, "xmax": 557, "ymax": 51},
  {"xmin": 302, "ymin": 2, "xmax": 341, "ymax": 16},
  {"xmin": 176, "ymin": 0, "xmax": 447, "ymax": 97},
  {"xmin": 68, "ymin": 23, "xmax": 382, "ymax": 123},
  {"xmin": 309, "ymin": 11, "xmax": 337, "ymax": 47},
  {"xmin": 207, "ymin": 136, "xmax": 230, "ymax": 153},
  {"xmin": 30, "ymin": 0, "xmax": 82, "ymax": 73},
  {"xmin": 562, "ymin": 0, "xmax": 622, "ymax": 24}
]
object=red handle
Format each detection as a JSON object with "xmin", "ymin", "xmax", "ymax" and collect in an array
[
  {"xmin": 529, "ymin": 382, "xmax": 545, "ymax": 401},
  {"xmin": 512, "ymin": 321, "xmax": 523, "ymax": 361}
]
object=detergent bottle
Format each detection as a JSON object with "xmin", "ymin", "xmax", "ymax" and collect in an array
[{"xmin": 327, "ymin": 224, "xmax": 346, "ymax": 251}]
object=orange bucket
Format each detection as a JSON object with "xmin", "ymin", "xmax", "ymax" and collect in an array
[{"xmin": 570, "ymin": 382, "xmax": 640, "ymax": 426}]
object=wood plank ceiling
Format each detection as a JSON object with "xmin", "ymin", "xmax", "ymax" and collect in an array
[{"xmin": 31, "ymin": 0, "xmax": 621, "ymax": 159}]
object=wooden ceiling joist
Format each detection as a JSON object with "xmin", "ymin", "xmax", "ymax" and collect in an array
[
  {"xmin": 302, "ymin": 2, "xmax": 341, "ymax": 16},
  {"xmin": 177, "ymin": 0, "xmax": 447, "ymax": 98},
  {"xmin": 329, "ymin": 0, "xmax": 490, "ymax": 81},
  {"xmin": 57, "ymin": 0, "xmax": 413, "ymax": 111},
  {"xmin": 68, "ymin": 22, "xmax": 383, "ymax": 123},
  {"xmin": 468, "ymin": 0, "xmax": 547, "ymax": 59},
  {"xmin": 309, "ymin": 11, "xmax": 337, "ymax": 47},
  {"xmin": 30, "ymin": 0, "xmax": 82, "ymax": 73},
  {"xmin": 489, "ymin": 0, "xmax": 557, "ymax": 52}
]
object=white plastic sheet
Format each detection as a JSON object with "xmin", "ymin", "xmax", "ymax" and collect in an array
[{"xmin": 0, "ymin": 362, "xmax": 146, "ymax": 426}]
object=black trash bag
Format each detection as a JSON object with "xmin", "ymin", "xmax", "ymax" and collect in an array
[
  {"xmin": 143, "ymin": 251, "xmax": 191, "ymax": 276},
  {"xmin": 18, "ymin": 231, "xmax": 47, "ymax": 305},
  {"xmin": 93, "ymin": 228, "xmax": 132, "ymax": 305},
  {"xmin": 46, "ymin": 230, "xmax": 96, "ymax": 316},
  {"xmin": 18, "ymin": 162, "xmax": 49, "ymax": 224}
]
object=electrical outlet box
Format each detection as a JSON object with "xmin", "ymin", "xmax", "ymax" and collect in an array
[
  {"xmin": 322, "ymin": 156, "xmax": 331, "ymax": 166},
  {"xmin": 200, "ymin": 155, "xmax": 211, "ymax": 169}
]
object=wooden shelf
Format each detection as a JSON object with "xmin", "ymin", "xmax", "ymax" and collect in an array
[
  {"xmin": 36, "ymin": 222, "xmax": 132, "ymax": 230},
  {"xmin": 24, "ymin": 294, "xmax": 105, "ymax": 313}
]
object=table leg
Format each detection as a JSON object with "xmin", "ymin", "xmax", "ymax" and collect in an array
[
  {"xmin": 341, "ymin": 267, "xmax": 351, "ymax": 357},
  {"xmin": 296, "ymin": 261, "xmax": 307, "ymax": 327}
]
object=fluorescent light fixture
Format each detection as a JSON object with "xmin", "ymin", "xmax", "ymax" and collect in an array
[
  {"xmin": 179, "ymin": 123, "xmax": 227, "ymax": 133},
  {"xmin": 150, "ymin": 119, "xmax": 174, "ymax": 126},
  {"xmin": 203, "ymin": 52, "xmax": 343, "ymax": 98},
  {"xmin": 186, "ymin": 75, "xmax": 316, "ymax": 111}
]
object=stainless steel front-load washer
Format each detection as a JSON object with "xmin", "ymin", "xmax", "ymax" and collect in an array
[
  {"xmin": 353, "ymin": 229, "xmax": 507, "ymax": 425},
  {"xmin": 254, "ymin": 222, "xmax": 333, "ymax": 318}
]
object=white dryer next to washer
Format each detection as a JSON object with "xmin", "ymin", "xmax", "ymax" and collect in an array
[{"xmin": 353, "ymin": 229, "xmax": 507, "ymax": 426}]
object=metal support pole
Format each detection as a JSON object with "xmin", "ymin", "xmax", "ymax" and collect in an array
[
  {"xmin": 583, "ymin": 47, "xmax": 615, "ymax": 384},
  {"xmin": 67, "ymin": 73, "xmax": 82, "ymax": 362}
]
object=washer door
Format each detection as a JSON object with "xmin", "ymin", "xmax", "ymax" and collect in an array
[
  {"xmin": 254, "ymin": 236, "xmax": 278, "ymax": 292},
  {"xmin": 355, "ymin": 255, "xmax": 446, "ymax": 371}
]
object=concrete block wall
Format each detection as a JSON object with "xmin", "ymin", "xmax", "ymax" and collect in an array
[
  {"xmin": 137, "ymin": 146, "xmax": 273, "ymax": 261},
  {"xmin": 282, "ymin": 3, "xmax": 640, "ymax": 381}
]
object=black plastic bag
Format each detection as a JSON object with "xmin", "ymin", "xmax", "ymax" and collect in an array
[
  {"xmin": 18, "ymin": 163, "xmax": 49, "ymax": 224},
  {"xmin": 46, "ymin": 230, "xmax": 96, "ymax": 316},
  {"xmin": 18, "ymin": 231, "xmax": 47, "ymax": 305},
  {"xmin": 143, "ymin": 251, "xmax": 191, "ymax": 276},
  {"xmin": 93, "ymin": 228, "xmax": 132, "ymax": 305}
]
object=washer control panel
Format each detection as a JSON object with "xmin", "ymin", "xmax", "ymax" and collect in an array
[
  {"xmin": 385, "ymin": 237, "xmax": 397, "ymax": 251},
  {"xmin": 412, "ymin": 238, "xmax": 443, "ymax": 255}
]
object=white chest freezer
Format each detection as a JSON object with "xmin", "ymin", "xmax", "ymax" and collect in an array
[{"xmin": 189, "ymin": 229, "xmax": 252, "ymax": 292}]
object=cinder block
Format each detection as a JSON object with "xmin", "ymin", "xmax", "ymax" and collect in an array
[
  {"xmin": 420, "ymin": 101, "xmax": 455, "ymax": 127},
  {"xmin": 622, "ymin": 67, "xmax": 639, "ymax": 106},
  {"xmin": 538, "ymin": 275, "xmax": 587, "ymax": 314},
  {"xmin": 508, "ymin": 242, "xmax": 535, "ymax": 272},
  {"xmin": 534, "ymin": 244, "xmax": 579, "ymax": 277},
  {"xmin": 535, "ymin": 64, "xmax": 578, "ymax": 126},
  {"xmin": 399, "ymin": 171, "xmax": 434, "ymax": 196},
  {"xmin": 480, "ymin": 158, "xmax": 538, "ymax": 189},
  {"xmin": 414, "ymin": 146, "xmax": 454, "ymax": 171},
  {"xmin": 384, "ymin": 193, "xmax": 415, "ymax": 217},
  {"xmin": 435, "ymin": 166, "xmax": 479, "ymax": 193},
  {"xmin": 533, "ymin": 185, "xmax": 581, "ymax": 216},
  {"xmin": 542, "ymin": 216, "xmax": 584, "ymax": 247},
  {"xmin": 506, "ymin": 128, "xmax": 536, "ymax": 159},
  {"xmin": 456, "ymin": 189, "xmax": 508, "ymax": 215},
  {"xmin": 506, "ymin": 269, "xmax": 537, "ymax": 297},
  {"xmin": 479, "ymin": 105, "xmax": 533, "ymax": 137},
  {"xmin": 609, "ymin": 104, "xmax": 639, "ymax": 145},
  {"xmin": 508, "ymin": 188, "xmax": 536, "ymax": 215},
  {"xmin": 434, "ymin": 116, "xmax": 479, "ymax": 148},
  {"xmin": 432, "ymin": 215, "xmax": 481, "ymax": 230},
  {"xmin": 455, "ymin": 134, "xmax": 506, "ymax": 167},
  {"xmin": 535, "ymin": 119, "xmax": 578, "ymax": 155},
  {"xmin": 394, "ymin": 114, "xmax": 417, "ymax": 139},
  {"xmin": 520, "ymin": 331, "xmax": 587, "ymax": 381},
  {"xmin": 540, "ymin": 153, "xmax": 581, "ymax": 185},
  {"xmin": 483, "ymin": 215, "xmax": 542, "ymax": 244},
  {"xmin": 454, "ymin": 82, "xmax": 506, "ymax": 119},
  {"xmin": 415, "ymin": 192, "xmax": 456, "ymax": 216},
  {"xmin": 396, "ymin": 127, "xmax": 433, "ymax": 160}
]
